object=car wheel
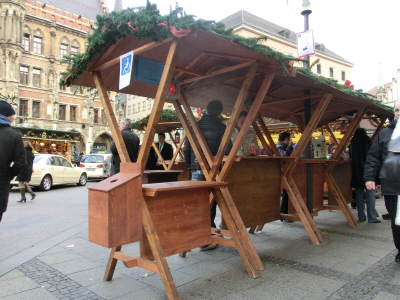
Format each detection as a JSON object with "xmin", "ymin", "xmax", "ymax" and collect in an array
[
  {"xmin": 39, "ymin": 175, "xmax": 52, "ymax": 191},
  {"xmin": 77, "ymin": 173, "xmax": 87, "ymax": 186}
]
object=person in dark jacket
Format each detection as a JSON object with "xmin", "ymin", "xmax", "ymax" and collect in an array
[
  {"xmin": 184, "ymin": 100, "xmax": 232, "ymax": 251},
  {"xmin": 278, "ymin": 132, "xmax": 294, "ymax": 219},
  {"xmin": 16, "ymin": 141, "xmax": 36, "ymax": 202},
  {"xmin": 154, "ymin": 132, "xmax": 173, "ymax": 170},
  {"xmin": 110, "ymin": 117, "xmax": 140, "ymax": 175},
  {"xmin": 364, "ymin": 100, "xmax": 400, "ymax": 262},
  {"xmin": 0, "ymin": 100, "xmax": 27, "ymax": 221},
  {"xmin": 349, "ymin": 128, "xmax": 379, "ymax": 223}
]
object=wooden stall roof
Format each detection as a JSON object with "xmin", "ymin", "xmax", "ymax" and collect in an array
[
  {"xmin": 72, "ymin": 28, "xmax": 393, "ymax": 126},
  {"xmin": 133, "ymin": 121, "xmax": 182, "ymax": 132}
]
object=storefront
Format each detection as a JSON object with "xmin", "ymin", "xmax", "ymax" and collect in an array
[{"xmin": 12, "ymin": 126, "xmax": 83, "ymax": 156}]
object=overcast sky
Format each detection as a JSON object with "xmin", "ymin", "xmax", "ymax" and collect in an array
[{"xmin": 105, "ymin": 0, "xmax": 400, "ymax": 92}]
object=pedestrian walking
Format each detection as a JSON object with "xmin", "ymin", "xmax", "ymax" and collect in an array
[
  {"xmin": 349, "ymin": 128, "xmax": 380, "ymax": 223},
  {"xmin": 0, "ymin": 100, "xmax": 27, "ymax": 221},
  {"xmin": 16, "ymin": 141, "xmax": 36, "ymax": 202},
  {"xmin": 364, "ymin": 100, "xmax": 400, "ymax": 262}
]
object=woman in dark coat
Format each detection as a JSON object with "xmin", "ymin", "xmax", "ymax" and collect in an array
[
  {"xmin": 16, "ymin": 141, "xmax": 36, "ymax": 202},
  {"xmin": 349, "ymin": 128, "xmax": 380, "ymax": 223}
]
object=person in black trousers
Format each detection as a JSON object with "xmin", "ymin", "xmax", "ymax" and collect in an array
[{"xmin": 16, "ymin": 141, "xmax": 36, "ymax": 202}]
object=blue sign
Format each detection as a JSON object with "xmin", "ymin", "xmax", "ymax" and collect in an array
[{"xmin": 134, "ymin": 56, "xmax": 164, "ymax": 85}]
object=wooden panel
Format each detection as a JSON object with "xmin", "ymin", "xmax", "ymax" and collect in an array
[
  {"xmin": 88, "ymin": 176, "xmax": 142, "ymax": 248},
  {"xmin": 223, "ymin": 157, "xmax": 282, "ymax": 228},
  {"xmin": 142, "ymin": 187, "xmax": 214, "ymax": 257},
  {"xmin": 328, "ymin": 162, "xmax": 352, "ymax": 205},
  {"xmin": 169, "ymin": 162, "xmax": 191, "ymax": 181},
  {"xmin": 289, "ymin": 162, "xmax": 325, "ymax": 214},
  {"xmin": 142, "ymin": 170, "xmax": 182, "ymax": 184}
]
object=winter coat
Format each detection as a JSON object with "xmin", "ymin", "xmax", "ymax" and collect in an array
[
  {"xmin": 364, "ymin": 119, "xmax": 397, "ymax": 195},
  {"xmin": 110, "ymin": 128, "xmax": 140, "ymax": 175},
  {"xmin": 184, "ymin": 114, "xmax": 232, "ymax": 170},
  {"xmin": 276, "ymin": 140, "xmax": 293, "ymax": 157},
  {"xmin": 154, "ymin": 142, "xmax": 174, "ymax": 170},
  {"xmin": 103, "ymin": 158, "xmax": 111, "ymax": 177},
  {"xmin": 230, "ymin": 127, "xmax": 260, "ymax": 156},
  {"xmin": 0, "ymin": 125, "xmax": 27, "ymax": 214},
  {"xmin": 16, "ymin": 146, "xmax": 34, "ymax": 182},
  {"xmin": 349, "ymin": 141, "xmax": 371, "ymax": 188}
]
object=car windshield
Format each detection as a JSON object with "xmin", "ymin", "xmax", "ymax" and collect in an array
[{"xmin": 81, "ymin": 155, "xmax": 104, "ymax": 163}]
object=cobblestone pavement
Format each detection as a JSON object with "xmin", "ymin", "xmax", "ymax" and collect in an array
[{"xmin": 1, "ymin": 201, "xmax": 400, "ymax": 300}]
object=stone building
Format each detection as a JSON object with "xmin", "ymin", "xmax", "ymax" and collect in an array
[
  {"xmin": 0, "ymin": 0, "xmax": 114, "ymax": 156},
  {"xmin": 367, "ymin": 69, "xmax": 400, "ymax": 108}
]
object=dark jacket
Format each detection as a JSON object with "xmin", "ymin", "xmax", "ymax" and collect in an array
[
  {"xmin": 276, "ymin": 140, "xmax": 293, "ymax": 157},
  {"xmin": 364, "ymin": 119, "xmax": 397, "ymax": 195},
  {"xmin": 154, "ymin": 142, "xmax": 173, "ymax": 170},
  {"xmin": 16, "ymin": 146, "xmax": 34, "ymax": 182},
  {"xmin": 0, "ymin": 125, "xmax": 27, "ymax": 214},
  {"xmin": 184, "ymin": 114, "xmax": 232, "ymax": 170},
  {"xmin": 110, "ymin": 128, "xmax": 140, "ymax": 175},
  {"xmin": 349, "ymin": 141, "xmax": 371, "ymax": 188}
]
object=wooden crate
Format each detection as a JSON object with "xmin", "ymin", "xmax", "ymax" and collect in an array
[{"xmin": 88, "ymin": 163, "xmax": 143, "ymax": 248}]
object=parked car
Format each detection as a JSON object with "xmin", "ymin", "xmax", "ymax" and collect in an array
[
  {"xmin": 11, "ymin": 154, "xmax": 87, "ymax": 191},
  {"xmin": 79, "ymin": 154, "xmax": 109, "ymax": 179}
]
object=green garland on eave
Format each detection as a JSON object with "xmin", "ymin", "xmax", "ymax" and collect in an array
[
  {"xmin": 60, "ymin": 0, "xmax": 300, "ymax": 87},
  {"xmin": 297, "ymin": 68, "xmax": 393, "ymax": 113},
  {"xmin": 131, "ymin": 108, "xmax": 199, "ymax": 129}
]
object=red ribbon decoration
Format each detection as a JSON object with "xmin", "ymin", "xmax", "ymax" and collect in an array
[
  {"xmin": 72, "ymin": 67, "xmax": 77, "ymax": 71},
  {"xmin": 101, "ymin": 22, "xmax": 113, "ymax": 33},
  {"xmin": 125, "ymin": 21, "xmax": 140, "ymax": 31},
  {"xmin": 344, "ymin": 80, "xmax": 354, "ymax": 90},
  {"xmin": 157, "ymin": 21, "xmax": 168, "ymax": 30},
  {"xmin": 64, "ymin": 73, "xmax": 72, "ymax": 84},
  {"xmin": 170, "ymin": 26, "xmax": 191, "ymax": 37},
  {"xmin": 87, "ymin": 47, "xmax": 92, "ymax": 53}
]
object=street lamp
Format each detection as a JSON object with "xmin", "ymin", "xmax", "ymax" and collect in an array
[{"xmin": 301, "ymin": 1, "xmax": 312, "ymax": 69}]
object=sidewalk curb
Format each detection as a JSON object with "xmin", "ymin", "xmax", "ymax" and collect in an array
[{"xmin": 0, "ymin": 222, "xmax": 88, "ymax": 277}]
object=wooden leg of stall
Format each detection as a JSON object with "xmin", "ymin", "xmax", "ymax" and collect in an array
[{"xmin": 103, "ymin": 246, "xmax": 122, "ymax": 281}]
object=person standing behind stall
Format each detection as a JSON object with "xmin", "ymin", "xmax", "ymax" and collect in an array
[
  {"xmin": 277, "ymin": 132, "xmax": 294, "ymax": 220},
  {"xmin": 349, "ymin": 128, "xmax": 380, "ymax": 223},
  {"xmin": 365, "ymin": 100, "xmax": 400, "ymax": 262},
  {"xmin": 154, "ymin": 132, "xmax": 173, "ymax": 170},
  {"xmin": 230, "ymin": 111, "xmax": 260, "ymax": 156},
  {"xmin": 16, "ymin": 141, "xmax": 36, "ymax": 203},
  {"xmin": 184, "ymin": 100, "xmax": 232, "ymax": 251},
  {"xmin": 0, "ymin": 101, "xmax": 27, "ymax": 221},
  {"xmin": 110, "ymin": 118, "xmax": 140, "ymax": 175}
]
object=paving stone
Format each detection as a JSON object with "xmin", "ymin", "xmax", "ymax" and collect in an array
[
  {"xmin": 51, "ymin": 257, "xmax": 102, "ymax": 275},
  {"xmin": 0, "ymin": 274, "xmax": 40, "ymax": 298},
  {"xmin": 1, "ymin": 287, "xmax": 59, "ymax": 300}
]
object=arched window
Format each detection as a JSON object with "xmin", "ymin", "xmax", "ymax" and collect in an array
[
  {"xmin": 23, "ymin": 26, "xmax": 32, "ymax": 52},
  {"xmin": 33, "ymin": 29, "xmax": 44, "ymax": 54},
  {"xmin": 60, "ymin": 37, "xmax": 70, "ymax": 59},
  {"xmin": 70, "ymin": 39, "xmax": 80, "ymax": 56}
]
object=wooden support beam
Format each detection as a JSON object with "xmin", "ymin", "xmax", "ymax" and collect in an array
[
  {"xmin": 218, "ymin": 72, "xmax": 275, "ymax": 180},
  {"xmin": 325, "ymin": 125, "xmax": 347, "ymax": 160},
  {"xmin": 176, "ymin": 53, "xmax": 205, "ymax": 80},
  {"xmin": 89, "ymin": 39, "xmax": 124, "ymax": 72},
  {"xmin": 203, "ymin": 51, "xmax": 257, "ymax": 62},
  {"xmin": 175, "ymin": 66, "xmax": 205, "ymax": 77},
  {"xmin": 262, "ymin": 94, "xmax": 323, "ymax": 105},
  {"xmin": 166, "ymin": 131, "xmax": 186, "ymax": 170},
  {"xmin": 181, "ymin": 61, "xmax": 254, "ymax": 85},
  {"xmin": 291, "ymin": 114, "xmax": 305, "ymax": 133},
  {"xmin": 257, "ymin": 116, "xmax": 281, "ymax": 156},
  {"xmin": 152, "ymin": 141, "xmax": 168, "ymax": 170},
  {"xmin": 371, "ymin": 118, "xmax": 385, "ymax": 141},
  {"xmin": 93, "ymin": 37, "xmax": 174, "ymax": 71},
  {"xmin": 93, "ymin": 72, "xmax": 130, "ymax": 163},
  {"xmin": 137, "ymin": 38, "xmax": 181, "ymax": 173},
  {"xmin": 253, "ymin": 121, "xmax": 274, "ymax": 156},
  {"xmin": 103, "ymin": 246, "xmax": 121, "ymax": 281},
  {"xmin": 210, "ymin": 63, "xmax": 259, "ymax": 180}
]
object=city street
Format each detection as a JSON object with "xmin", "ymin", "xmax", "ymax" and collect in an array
[{"xmin": 0, "ymin": 181, "xmax": 98, "ymax": 261}]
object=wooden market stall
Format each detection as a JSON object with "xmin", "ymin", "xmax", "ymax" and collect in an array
[{"xmin": 63, "ymin": 5, "xmax": 393, "ymax": 299}]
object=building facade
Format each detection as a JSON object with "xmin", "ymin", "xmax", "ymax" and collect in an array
[
  {"xmin": 367, "ymin": 69, "xmax": 400, "ymax": 108},
  {"xmin": 0, "ymin": 0, "xmax": 114, "ymax": 156}
]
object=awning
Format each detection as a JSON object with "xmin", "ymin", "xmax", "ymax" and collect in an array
[{"xmin": 12, "ymin": 126, "xmax": 82, "ymax": 142}]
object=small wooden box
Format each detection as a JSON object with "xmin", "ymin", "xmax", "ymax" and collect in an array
[{"xmin": 88, "ymin": 163, "xmax": 142, "ymax": 248}]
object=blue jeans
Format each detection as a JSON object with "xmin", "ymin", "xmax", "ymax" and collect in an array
[{"xmin": 355, "ymin": 187, "xmax": 377, "ymax": 222}]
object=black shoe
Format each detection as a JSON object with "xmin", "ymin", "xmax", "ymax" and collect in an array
[
  {"xmin": 359, "ymin": 219, "xmax": 366, "ymax": 222},
  {"xmin": 382, "ymin": 214, "xmax": 391, "ymax": 220},
  {"xmin": 369, "ymin": 220, "xmax": 381, "ymax": 223},
  {"xmin": 395, "ymin": 253, "xmax": 400, "ymax": 262}
]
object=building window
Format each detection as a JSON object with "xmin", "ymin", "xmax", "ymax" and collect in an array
[
  {"xmin": 101, "ymin": 111, "xmax": 107, "ymax": 124},
  {"xmin": 32, "ymin": 101, "xmax": 40, "ymax": 118},
  {"xmin": 143, "ymin": 101, "xmax": 146, "ymax": 111},
  {"xmin": 167, "ymin": 104, "xmax": 173, "ymax": 110},
  {"xmin": 132, "ymin": 104, "xmax": 136, "ymax": 113},
  {"xmin": 60, "ymin": 44, "xmax": 68, "ymax": 59},
  {"xmin": 33, "ymin": 68, "xmax": 41, "ymax": 87},
  {"xmin": 341, "ymin": 71, "xmax": 346, "ymax": 81},
  {"xmin": 59, "ymin": 105, "xmax": 66, "ymax": 120},
  {"xmin": 20, "ymin": 66, "xmax": 29, "ymax": 84},
  {"xmin": 59, "ymin": 74, "xmax": 66, "ymax": 91},
  {"xmin": 23, "ymin": 34, "xmax": 30, "ymax": 51},
  {"xmin": 127, "ymin": 106, "xmax": 131, "ymax": 115},
  {"xmin": 137, "ymin": 102, "xmax": 141, "ymax": 112},
  {"xmin": 70, "ymin": 46, "xmax": 78, "ymax": 55},
  {"xmin": 94, "ymin": 109, "xmax": 98, "ymax": 123},
  {"xmin": 19, "ymin": 100, "xmax": 28, "ymax": 117},
  {"xmin": 70, "ymin": 106, "xmax": 76, "ymax": 121},
  {"xmin": 33, "ymin": 36, "xmax": 42, "ymax": 54},
  {"xmin": 148, "ymin": 101, "xmax": 151, "ymax": 110},
  {"xmin": 329, "ymin": 67, "xmax": 334, "ymax": 78},
  {"xmin": 317, "ymin": 64, "xmax": 321, "ymax": 74}
]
